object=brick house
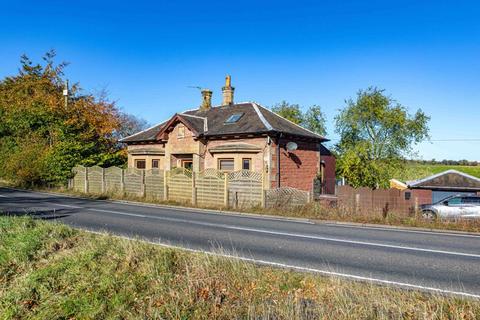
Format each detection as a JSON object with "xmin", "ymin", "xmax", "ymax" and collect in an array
[{"xmin": 121, "ymin": 76, "xmax": 336, "ymax": 193}]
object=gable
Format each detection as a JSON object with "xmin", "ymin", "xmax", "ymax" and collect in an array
[
  {"xmin": 155, "ymin": 114, "xmax": 206, "ymax": 141},
  {"xmin": 408, "ymin": 170, "xmax": 480, "ymax": 191}
]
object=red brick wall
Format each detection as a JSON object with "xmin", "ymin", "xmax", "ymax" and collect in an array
[
  {"xmin": 321, "ymin": 155, "xmax": 336, "ymax": 194},
  {"xmin": 270, "ymin": 139, "xmax": 321, "ymax": 191},
  {"xmin": 412, "ymin": 189, "xmax": 433, "ymax": 204}
]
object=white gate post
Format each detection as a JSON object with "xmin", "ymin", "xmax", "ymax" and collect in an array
[{"xmin": 224, "ymin": 173, "xmax": 229, "ymax": 208}]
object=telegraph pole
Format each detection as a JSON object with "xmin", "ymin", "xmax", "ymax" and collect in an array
[{"xmin": 63, "ymin": 80, "xmax": 69, "ymax": 107}]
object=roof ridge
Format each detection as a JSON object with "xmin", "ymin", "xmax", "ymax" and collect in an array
[
  {"xmin": 251, "ymin": 102, "xmax": 273, "ymax": 131},
  {"xmin": 182, "ymin": 101, "xmax": 254, "ymax": 113},
  {"xmin": 254, "ymin": 103, "xmax": 326, "ymax": 140},
  {"xmin": 408, "ymin": 169, "xmax": 480, "ymax": 186},
  {"xmin": 179, "ymin": 113, "xmax": 206, "ymax": 120}
]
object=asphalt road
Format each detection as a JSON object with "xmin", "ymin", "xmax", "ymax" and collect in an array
[{"xmin": 1, "ymin": 187, "xmax": 480, "ymax": 298}]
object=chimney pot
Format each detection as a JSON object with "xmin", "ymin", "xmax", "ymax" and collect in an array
[
  {"xmin": 222, "ymin": 75, "xmax": 235, "ymax": 105},
  {"xmin": 200, "ymin": 89, "xmax": 212, "ymax": 111}
]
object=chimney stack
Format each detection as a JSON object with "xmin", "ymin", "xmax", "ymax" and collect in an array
[
  {"xmin": 222, "ymin": 75, "xmax": 235, "ymax": 105},
  {"xmin": 200, "ymin": 89, "xmax": 212, "ymax": 111}
]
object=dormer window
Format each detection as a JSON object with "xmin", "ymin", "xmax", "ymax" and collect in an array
[{"xmin": 224, "ymin": 113, "xmax": 244, "ymax": 124}]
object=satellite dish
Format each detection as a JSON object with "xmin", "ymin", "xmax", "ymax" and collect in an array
[{"xmin": 286, "ymin": 141, "xmax": 298, "ymax": 152}]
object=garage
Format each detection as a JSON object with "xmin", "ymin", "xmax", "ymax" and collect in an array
[{"xmin": 407, "ymin": 169, "xmax": 480, "ymax": 203}]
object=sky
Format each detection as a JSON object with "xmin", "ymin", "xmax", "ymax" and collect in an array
[{"xmin": 1, "ymin": 0, "xmax": 479, "ymax": 160}]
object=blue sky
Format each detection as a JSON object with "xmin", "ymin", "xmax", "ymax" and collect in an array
[{"xmin": 1, "ymin": 0, "xmax": 479, "ymax": 160}]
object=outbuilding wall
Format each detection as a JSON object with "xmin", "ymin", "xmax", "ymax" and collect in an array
[{"xmin": 270, "ymin": 139, "xmax": 321, "ymax": 192}]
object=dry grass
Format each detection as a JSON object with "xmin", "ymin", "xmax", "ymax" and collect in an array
[
  {"xmin": 1, "ymin": 216, "xmax": 479, "ymax": 319},
  {"xmin": 254, "ymin": 202, "xmax": 480, "ymax": 233}
]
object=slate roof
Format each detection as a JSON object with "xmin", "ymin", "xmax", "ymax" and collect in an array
[
  {"xmin": 120, "ymin": 121, "xmax": 167, "ymax": 143},
  {"xmin": 121, "ymin": 102, "xmax": 328, "ymax": 143},
  {"xmin": 407, "ymin": 169, "xmax": 480, "ymax": 191}
]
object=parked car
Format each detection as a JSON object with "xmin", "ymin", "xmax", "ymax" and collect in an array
[{"xmin": 420, "ymin": 195, "xmax": 480, "ymax": 219}]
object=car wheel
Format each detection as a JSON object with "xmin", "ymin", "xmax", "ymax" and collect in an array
[{"xmin": 422, "ymin": 210, "xmax": 437, "ymax": 220}]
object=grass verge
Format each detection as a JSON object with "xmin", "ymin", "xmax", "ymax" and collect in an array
[{"xmin": 1, "ymin": 216, "xmax": 479, "ymax": 319}]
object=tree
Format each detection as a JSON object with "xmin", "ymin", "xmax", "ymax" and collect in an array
[
  {"xmin": 271, "ymin": 102, "xmax": 327, "ymax": 136},
  {"xmin": 303, "ymin": 105, "xmax": 327, "ymax": 136},
  {"xmin": 335, "ymin": 87, "xmax": 430, "ymax": 188},
  {"xmin": 0, "ymin": 51, "xmax": 145, "ymax": 186},
  {"xmin": 271, "ymin": 101, "xmax": 303, "ymax": 124},
  {"xmin": 115, "ymin": 113, "xmax": 149, "ymax": 141}
]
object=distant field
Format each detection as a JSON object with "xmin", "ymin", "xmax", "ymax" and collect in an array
[
  {"xmin": 395, "ymin": 164, "xmax": 480, "ymax": 181},
  {"xmin": 423, "ymin": 165, "xmax": 480, "ymax": 177}
]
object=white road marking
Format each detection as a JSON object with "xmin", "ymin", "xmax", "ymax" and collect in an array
[
  {"xmin": 46, "ymin": 202, "xmax": 83, "ymax": 209},
  {"xmin": 0, "ymin": 194, "xmax": 7, "ymax": 197},
  {"xmin": 108, "ymin": 200, "xmax": 315, "ymax": 224},
  {"xmin": 323, "ymin": 222, "xmax": 480, "ymax": 239},
  {"xmin": 5, "ymin": 187, "xmax": 480, "ymax": 238},
  {"xmin": 1, "ymin": 187, "xmax": 313, "ymax": 225},
  {"xmin": 82, "ymin": 228, "xmax": 480, "ymax": 300},
  {"xmin": 87, "ymin": 208, "xmax": 480, "ymax": 259},
  {"xmin": 89, "ymin": 208, "xmax": 146, "ymax": 218},
  {"xmin": 2, "ymin": 187, "xmax": 480, "ymax": 257}
]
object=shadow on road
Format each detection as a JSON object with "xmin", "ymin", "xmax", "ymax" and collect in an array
[{"xmin": 0, "ymin": 188, "xmax": 81, "ymax": 220}]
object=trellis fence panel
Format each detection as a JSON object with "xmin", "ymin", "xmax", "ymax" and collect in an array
[
  {"xmin": 105, "ymin": 166, "xmax": 123, "ymax": 194},
  {"xmin": 167, "ymin": 168, "xmax": 193, "ymax": 203},
  {"xmin": 72, "ymin": 166, "xmax": 86, "ymax": 193},
  {"xmin": 71, "ymin": 166, "xmax": 311, "ymax": 209},
  {"xmin": 145, "ymin": 169, "xmax": 165, "ymax": 200},
  {"xmin": 196, "ymin": 169, "xmax": 225, "ymax": 207},
  {"xmin": 228, "ymin": 170, "xmax": 263, "ymax": 208},
  {"xmin": 87, "ymin": 166, "xmax": 104, "ymax": 194},
  {"xmin": 266, "ymin": 187, "xmax": 310, "ymax": 208},
  {"xmin": 124, "ymin": 168, "xmax": 144, "ymax": 197}
]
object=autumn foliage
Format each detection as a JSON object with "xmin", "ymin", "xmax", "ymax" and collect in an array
[{"xmin": 0, "ymin": 51, "xmax": 142, "ymax": 186}]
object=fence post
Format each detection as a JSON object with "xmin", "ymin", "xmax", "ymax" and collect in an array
[
  {"xmin": 84, "ymin": 167, "xmax": 89, "ymax": 193},
  {"xmin": 164, "ymin": 170, "xmax": 169, "ymax": 201},
  {"xmin": 261, "ymin": 170, "xmax": 266, "ymax": 208},
  {"xmin": 414, "ymin": 196, "xmax": 419, "ymax": 219},
  {"xmin": 354, "ymin": 193, "xmax": 360, "ymax": 214},
  {"xmin": 101, "ymin": 168, "xmax": 106, "ymax": 194},
  {"xmin": 224, "ymin": 173, "xmax": 229, "ymax": 208},
  {"xmin": 192, "ymin": 171, "xmax": 197, "ymax": 205},
  {"xmin": 141, "ymin": 170, "xmax": 146, "ymax": 198},
  {"xmin": 120, "ymin": 169, "xmax": 125, "ymax": 196}
]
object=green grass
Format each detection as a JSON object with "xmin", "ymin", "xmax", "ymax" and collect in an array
[
  {"xmin": 1, "ymin": 216, "xmax": 480, "ymax": 319},
  {"xmin": 396, "ymin": 163, "xmax": 480, "ymax": 182},
  {"xmin": 423, "ymin": 164, "xmax": 480, "ymax": 178}
]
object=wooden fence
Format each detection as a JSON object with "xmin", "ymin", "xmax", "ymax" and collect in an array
[
  {"xmin": 71, "ymin": 165, "xmax": 312, "ymax": 209},
  {"xmin": 336, "ymin": 185, "xmax": 432, "ymax": 216},
  {"xmin": 265, "ymin": 187, "xmax": 311, "ymax": 208}
]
